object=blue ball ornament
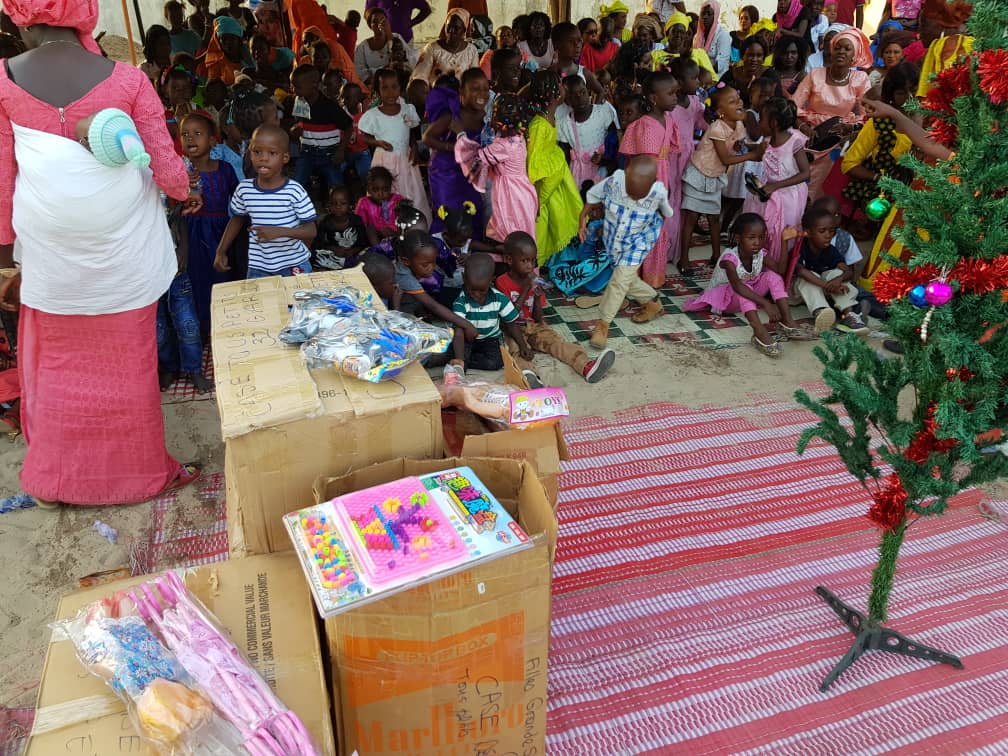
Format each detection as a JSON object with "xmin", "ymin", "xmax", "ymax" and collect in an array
[{"xmin": 909, "ymin": 284, "xmax": 928, "ymax": 307}]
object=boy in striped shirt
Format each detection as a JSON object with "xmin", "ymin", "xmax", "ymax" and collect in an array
[
  {"xmin": 286, "ymin": 64, "xmax": 353, "ymax": 200},
  {"xmin": 214, "ymin": 125, "xmax": 318, "ymax": 278},
  {"xmin": 451, "ymin": 253, "xmax": 532, "ymax": 372}
]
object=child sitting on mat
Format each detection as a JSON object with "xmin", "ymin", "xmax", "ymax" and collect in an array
[
  {"xmin": 497, "ymin": 231, "xmax": 616, "ymax": 387},
  {"xmin": 451, "ymin": 252, "xmax": 530, "ymax": 372}
]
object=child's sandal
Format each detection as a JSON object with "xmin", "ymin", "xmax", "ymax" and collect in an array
[{"xmin": 751, "ymin": 335, "xmax": 782, "ymax": 358}]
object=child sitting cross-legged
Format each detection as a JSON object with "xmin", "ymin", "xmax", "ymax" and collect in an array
[
  {"xmin": 683, "ymin": 213, "xmax": 816, "ymax": 358},
  {"xmin": 497, "ymin": 232, "xmax": 616, "ymax": 387},
  {"xmin": 451, "ymin": 252, "xmax": 530, "ymax": 372},
  {"xmin": 794, "ymin": 206, "xmax": 869, "ymax": 335},
  {"xmin": 578, "ymin": 155, "xmax": 672, "ymax": 349}
]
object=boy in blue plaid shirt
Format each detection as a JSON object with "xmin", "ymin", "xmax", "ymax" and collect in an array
[{"xmin": 579, "ymin": 156, "xmax": 674, "ymax": 348}]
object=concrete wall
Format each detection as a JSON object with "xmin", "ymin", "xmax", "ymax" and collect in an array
[{"xmin": 51, "ymin": 0, "xmax": 880, "ymax": 49}]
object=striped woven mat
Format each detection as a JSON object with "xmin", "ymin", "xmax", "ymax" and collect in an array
[{"xmin": 547, "ymin": 396, "xmax": 1007, "ymax": 754}]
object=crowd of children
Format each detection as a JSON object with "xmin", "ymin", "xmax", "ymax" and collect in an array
[{"xmin": 9, "ymin": 0, "xmax": 962, "ymax": 384}]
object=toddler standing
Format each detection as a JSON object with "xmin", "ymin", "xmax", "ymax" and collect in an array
[
  {"xmin": 618, "ymin": 70, "xmax": 680, "ymax": 289},
  {"xmin": 179, "ymin": 112, "xmax": 239, "ymax": 336},
  {"xmin": 213, "ymin": 125, "xmax": 318, "ymax": 278},
  {"xmin": 357, "ymin": 68, "xmax": 432, "ymax": 224},
  {"xmin": 455, "ymin": 93, "xmax": 538, "ymax": 246},
  {"xmin": 579, "ymin": 156, "xmax": 673, "ymax": 349},
  {"xmin": 742, "ymin": 97, "xmax": 809, "ymax": 268},
  {"xmin": 556, "ymin": 75, "xmax": 620, "ymax": 190},
  {"xmin": 680, "ymin": 87, "xmax": 765, "ymax": 268}
]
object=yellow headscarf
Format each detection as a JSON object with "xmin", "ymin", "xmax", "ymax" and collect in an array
[
  {"xmin": 663, "ymin": 10, "xmax": 689, "ymax": 34},
  {"xmin": 599, "ymin": 1, "xmax": 629, "ymax": 18},
  {"xmin": 748, "ymin": 18, "xmax": 777, "ymax": 37}
]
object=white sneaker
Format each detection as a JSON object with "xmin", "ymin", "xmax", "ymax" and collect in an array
[{"xmin": 813, "ymin": 308, "xmax": 836, "ymax": 334}]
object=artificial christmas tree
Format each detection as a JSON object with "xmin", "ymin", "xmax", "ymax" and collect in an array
[{"xmin": 795, "ymin": 0, "xmax": 1008, "ymax": 691}]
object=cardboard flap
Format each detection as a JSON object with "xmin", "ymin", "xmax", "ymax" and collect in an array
[{"xmin": 460, "ymin": 425, "xmax": 562, "ymax": 477}]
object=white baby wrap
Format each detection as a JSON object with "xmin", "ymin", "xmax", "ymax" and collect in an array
[{"xmin": 11, "ymin": 123, "xmax": 176, "ymax": 315}]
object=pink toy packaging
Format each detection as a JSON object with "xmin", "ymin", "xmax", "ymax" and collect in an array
[{"xmin": 284, "ymin": 466, "xmax": 532, "ymax": 617}]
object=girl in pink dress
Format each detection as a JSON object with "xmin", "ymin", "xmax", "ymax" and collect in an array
[
  {"xmin": 683, "ymin": 213, "xmax": 814, "ymax": 357},
  {"xmin": 455, "ymin": 93, "xmax": 538, "ymax": 247},
  {"xmin": 667, "ymin": 59, "xmax": 708, "ymax": 275},
  {"xmin": 357, "ymin": 68, "xmax": 432, "ymax": 227},
  {"xmin": 618, "ymin": 70, "xmax": 680, "ymax": 289},
  {"xmin": 742, "ymin": 97, "xmax": 810, "ymax": 267}
]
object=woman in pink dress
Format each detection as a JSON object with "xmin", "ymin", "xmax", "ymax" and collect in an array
[
  {"xmin": 618, "ymin": 70, "xmax": 680, "ymax": 289},
  {"xmin": 667, "ymin": 59, "xmax": 708, "ymax": 275},
  {"xmin": 0, "ymin": 0, "xmax": 202, "ymax": 507},
  {"xmin": 742, "ymin": 97, "xmax": 809, "ymax": 268},
  {"xmin": 791, "ymin": 28, "xmax": 871, "ymax": 200},
  {"xmin": 455, "ymin": 93, "xmax": 538, "ymax": 245}
]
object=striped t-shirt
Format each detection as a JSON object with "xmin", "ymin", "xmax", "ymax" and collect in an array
[
  {"xmin": 452, "ymin": 288, "xmax": 519, "ymax": 341},
  {"xmin": 229, "ymin": 178, "xmax": 317, "ymax": 272}
]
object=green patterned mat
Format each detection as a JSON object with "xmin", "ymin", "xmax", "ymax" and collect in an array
[{"xmin": 542, "ymin": 265, "xmax": 817, "ymax": 351}]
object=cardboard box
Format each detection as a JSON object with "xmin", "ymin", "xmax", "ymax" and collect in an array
[
  {"xmin": 26, "ymin": 553, "xmax": 336, "ymax": 755},
  {"xmin": 212, "ymin": 269, "xmax": 444, "ymax": 556},
  {"xmin": 315, "ymin": 457, "xmax": 557, "ymax": 756}
]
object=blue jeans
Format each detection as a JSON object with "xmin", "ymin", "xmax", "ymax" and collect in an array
[
  {"xmin": 343, "ymin": 149, "xmax": 371, "ymax": 181},
  {"xmin": 246, "ymin": 258, "xmax": 312, "ymax": 278},
  {"xmin": 295, "ymin": 146, "xmax": 343, "ymax": 195},
  {"xmin": 157, "ymin": 273, "xmax": 203, "ymax": 373}
]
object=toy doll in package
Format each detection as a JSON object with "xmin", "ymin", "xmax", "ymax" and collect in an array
[{"xmin": 53, "ymin": 571, "xmax": 319, "ymax": 756}]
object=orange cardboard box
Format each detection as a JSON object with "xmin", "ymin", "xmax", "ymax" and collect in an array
[{"xmin": 314, "ymin": 457, "xmax": 557, "ymax": 756}]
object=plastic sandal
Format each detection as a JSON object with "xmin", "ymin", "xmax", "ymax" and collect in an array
[{"xmin": 751, "ymin": 335, "xmax": 782, "ymax": 358}]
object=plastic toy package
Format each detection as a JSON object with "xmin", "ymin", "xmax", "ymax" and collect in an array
[
  {"xmin": 53, "ymin": 571, "xmax": 319, "ymax": 756},
  {"xmin": 302, "ymin": 308, "xmax": 452, "ymax": 382},
  {"xmin": 438, "ymin": 371, "xmax": 569, "ymax": 430},
  {"xmin": 278, "ymin": 287, "xmax": 373, "ymax": 344}
]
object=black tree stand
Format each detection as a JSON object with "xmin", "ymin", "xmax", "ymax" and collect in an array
[{"xmin": 815, "ymin": 586, "xmax": 964, "ymax": 692}]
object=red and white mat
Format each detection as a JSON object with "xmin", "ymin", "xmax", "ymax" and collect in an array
[{"xmin": 548, "ymin": 395, "xmax": 1006, "ymax": 754}]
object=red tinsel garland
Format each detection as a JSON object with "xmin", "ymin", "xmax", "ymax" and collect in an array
[
  {"xmin": 868, "ymin": 474, "xmax": 907, "ymax": 532},
  {"xmin": 904, "ymin": 403, "xmax": 958, "ymax": 463},
  {"xmin": 923, "ymin": 62, "xmax": 973, "ymax": 113},
  {"xmin": 977, "ymin": 49, "xmax": 1008, "ymax": 105},
  {"xmin": 873, "ymin": 257, "xmax": 1008, "ymax": 303},
  {"xmin": 929, "ymin": 118, "xmax": 959, "ymax": 148}
]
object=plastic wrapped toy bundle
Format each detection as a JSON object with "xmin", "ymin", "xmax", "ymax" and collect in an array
[
  {"xmin": 301, "ymin": 308, "xmax": 452, "ymax": 382},
  {"xmin": 278, "ymin": 287, "xmax": 373, "ymax": 344},
  {"xmin": 130, "ymin": 571, "xmax": 319, "ymax": 755},
  {"xmin": 53, "ymin": 572, "xmax": 319, "ymax": 756},
  {"xmin": 54, "ymin": 596, "xmax": 246, "ymax": 755}
]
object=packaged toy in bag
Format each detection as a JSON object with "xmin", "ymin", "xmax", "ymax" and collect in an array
[
  {"xmin": 302, "ymin": 308, "xmax": 452, "ymax": 382},
  {"xmin": 279, "ymin": 287, "xmax": 373, "ymax": 344},
  {"xmin": 53, "ymin": 571, "xmax": 319, "ymax": 755}
]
